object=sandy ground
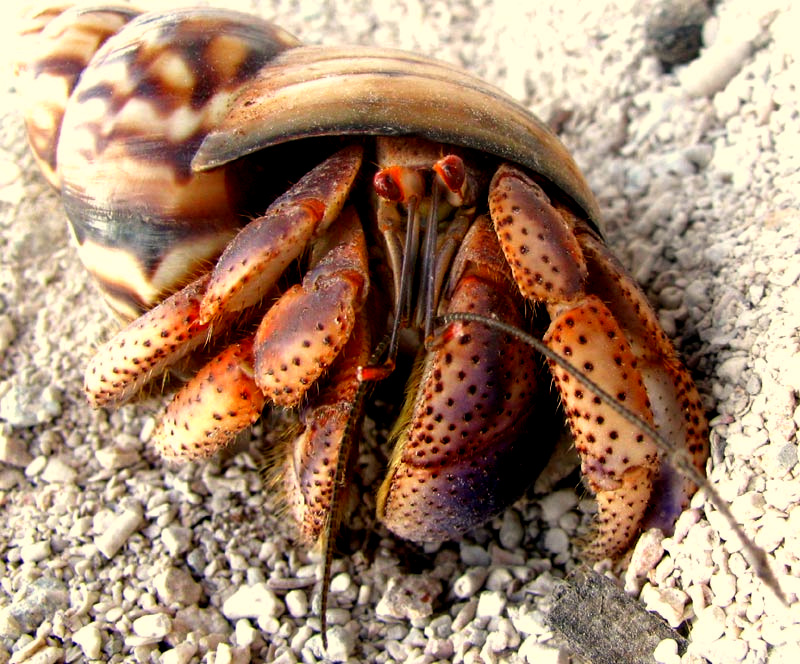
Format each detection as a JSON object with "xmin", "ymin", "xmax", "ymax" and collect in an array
[{"xmin": 0, "ymin": 0, "xmax": 798, "ymax": 662}]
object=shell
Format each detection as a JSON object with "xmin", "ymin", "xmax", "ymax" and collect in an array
[
  {"xmin": 23, "ymin": 6, "xmax": 602, "ymax": 318},
  {"xmin": 22, "ymin": 7, "xmax": 300, "ymax": 319},
  {"xmin": 193, "ymin": 45, "xmax": 603, "ymax": 228}
]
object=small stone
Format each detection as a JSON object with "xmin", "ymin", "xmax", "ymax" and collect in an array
[
  {"xmin": 173, "ymin": 605, "xmax": 231, "ymax": 638},
  {"xmin": 375, "ymin": 575, "xmax": 442, "ymax": 622},
  {"xmin": 538, "ymin": 489, "xmax": 578, "ymax": 522},
  {"xmin": 154, "ymin": 567, "xmax": 202, "ymax": 606},
  {"xmin": 0, "ymin": 468, "xmax": 23, "ymax": 489},
  {"xmin": 284, "ymin": 589, "xmax": 308, "ymax": 618},
  {"xmin": 653, "ymin": 637, "xmax": 680, "ymax": 664},
  {"xmin": 0, "ymin": 315, "xmax": 16, "ymax": 356},
  {"xmin": 624, "ymin": 529, "xmax": 665, "ymax": 593},
  {"xmin": 160, "ymin": 642, "xmax": 198, "ymax": 664},
  {"xmin": 20, "ymin": 540, "xmax": 51, "ymax": 563},
  {"xmin": 691, "ymin": 605, "xmax": 726, "ymax": 643},
  {"xmin": 71, "ymin": 624, "xmax": 103, "ymax": 660},
  {"xmin": 476, "ymin": 590, "xmax": 507, "ymax": 619},
  {"xmin": 94, "ymin": 508, "xmax": 143, "ymax": 559},
  {"xmin": 0, "ymin": 608, "xmax": 22, "ymax": 639},
  {"xmin": 234, "ymin": 619, "xmax": 258, "ymax": 647},
  {"xmin": 0, "ymin": 433, "xmax": 32, "ymax": 467},
  {"xmin": 7, "ymin": 577, "xmax": 68, "ymax": 632},
  {"xmin": 24, "ymin": 455, "xmax": 47, "ymax": 478},
  {"xmin": 14, "ymin": 646, "xmax": 64, "ymax": 664},
  {"xmin": 221, "ymin": 583, "xmax": 283, "ymax": 621},
  {"xmin": 709, "ymin": 571, "xmax": 736, "ymax": 607},
  {"xmin": 453, "ymin": 568, "xmax": 488, "ymax": 599},
  {"xmin": 0, "ymin": 377, "xmax": 61, "ymax": 426},
  {"xmin": 323, "ymin": 625, "xmax": 355, "ymax": 663},
  {"xmin": 640, "ymin": 584, "xmax": 688, "ymax": 628},
  {"xmin": 131, "ymin": 612, "xmax": 172, "ymax": 642},
  {"xmin": 210, "ymin": 643, "xmax": 250, "ymax": 664},
  {"xmin": 519, "ymin": 638, "xmax": 568, "ymax": 664},
  {"xmin": 499, "ymin": 509, "xmax": 524, "ymax": 549},
  {"xmin": 40, "ymin": 456, "xmax": 77, "ymax": 484},
  {"xmin": 542, "ymin": 528, "xmax": 569, "ymax": 555},
  {"xmin": 460, "ymin": 543, "xmax": 491, "ymax": 566},
  {"xmin": 329, "ymin": 572, "xmax": 352, "ymax": 593},
  {"xmin": 162, "ymin": 525, "xmax": 192, "ymax": 556},
  {"xmin": 95, "ymin": 446, "xmax": 141, "ymax": 470}
]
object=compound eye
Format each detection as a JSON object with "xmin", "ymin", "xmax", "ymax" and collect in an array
[
  {"xmin": 373, "ymin": 166, "xmax": 424, "ymax": 203},
  {"xmin": 434, "ymin": 154, "xmax": 466, "ymax": 194}
]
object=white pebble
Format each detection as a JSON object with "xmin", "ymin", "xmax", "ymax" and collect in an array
[
  {"xmin": 542, "ymin": 527, "xmax": 570, "ymax": 555},
  {"xmin": 519, "ymin": 638, "xmax": 568, "ymax": 664},
  {"xmin": 161, "ymin": 525, "xmax": 192, "ymax": 556},
  {"xmin": 691, "ymin": 605, "xmax": 726, "ymax": 644},
  {"xmin": 0, "ymin": 433, "xmax": 33, "ymax": 467},
  {"xmin": 234, "ymin": 619, "xmax": 258, "ymax": 647},
  {"xmin": 653, "ymin": 638, "xmax": 680, "ymax": 664},
  {"xmin": 13, "ymin": 646, "xmax": 64, "ymax": 664},
  {"xmin": 154, "ymin": 567, "xmax": 202, "ymax": 606},
  {"xmin": 71, "ymin": 624, "xmax": 103, "ymax": 659},
  {"xmin": 20, "ymin": 540, "xmax": 51, "ymax": 563},
  {"xmin": 95, "ymin": 446, "xmax": 141, "ymax": 470},
  {"xmin": 624, "ymin": 529, "xmax": 665, "ymax": 592},
  {"xmin": 538, "ymin": 489, "xmax": 578, "ymax": 522},
  {"xmin": 284, "ymin": 589, "xmax": 308, "ymax": 618},
  {"xmin": 221, "ymin": 583, "xmax": 283, "ymax": 621},
  {"xmin": 94, "ymin": 509, "xmax": 143, "ymax": 559},
  {"xmin": 453, "ymin": 568, "xmax": 488, "ymax": 598},
  {"xmin": 476, "ymin": 590, "xmax": 506, "ymax": 619},
  {"xmin": 160, "ymin": 642, "xmax": 198, "ymax": 664},
  {"xmin": 132, "ymin": 612, "xmax": 172, "ymax": 641},
  {"xmin": 329, "ymin": 572, "xmax": 352, "ymax": 593},
  {"xmin": 709, "ymin": 571, "xmax": 737, "ymax": 607},
  {"xmin": 499, "ymin": 509, "xmax": 524, "ymax": 549},
  {"xmin": 460, "ymin": 543, "xmax": 491, "ymax": 566},
  {"xmin": 211, "ymin": 643, "xmax": 250, "ymax": 664},
  {"xmin": 24, "ymin": 455, "xmax": 47, "ymax": 478},
  {"xmin": 375, "ymin": 576, "xmax": 442, "ymax": 621},
  {"xmin": 324, "ymin": 625, "xmax": 356, "ymax": 662},
  {"xmin": 640, "ymin": 584, "xmax": 688, "ymax": 628},
  {"xmin": 40, "ymin": 456, "xmax": 77, "ymax": 483}
]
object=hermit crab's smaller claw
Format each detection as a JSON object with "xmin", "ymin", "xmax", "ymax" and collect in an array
[
  {"xmin": 154, "ymin": 338, "xmax": 266, "ymax": 462},
  {"xmin": 275, "ymin": 321, "xmax": 371, "ymax": 543},
  {"xmin": 253, "ymin": 206, "xmax": 369, "ymax": 407},
  {"xmin": 199, "ymin": 145, "xmax": 363, "ymax": 323},
  {"xmin": 84, "ymin": 275, "xmax": 214, "ymax": 408}
]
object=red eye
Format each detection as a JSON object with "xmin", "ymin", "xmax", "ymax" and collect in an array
[
  {"xmin": 373, "ymin": 169, "xmax": 403, "ymax": 201},
  {"xmin": 434, "ymin": 155, "xmax": 465, "ymax": 193}
]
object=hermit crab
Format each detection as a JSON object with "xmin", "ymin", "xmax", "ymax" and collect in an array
[{"xmin": 18, "ymin": 3, "xmax": 709, "ymax": 608}]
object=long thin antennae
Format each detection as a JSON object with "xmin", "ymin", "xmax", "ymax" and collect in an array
[
  {"xmin": 436, "ymin": 311, "xmax": 786, "ymax": 604},
  {"xmin": 319, "ymin": 337, "xmax": 387, "ymax": 649}
]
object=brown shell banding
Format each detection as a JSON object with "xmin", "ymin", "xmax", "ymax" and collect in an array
[
  {"xmin": 16, "ymin": 5, "xmax": 141, "ymax": 188},
  {"xmin": 51, "ymin": 8, "xmax": 301, "ymax": 315},
  {"xmin": 193, "ymin": 45, "xmax": 602, "ymax": 229}
]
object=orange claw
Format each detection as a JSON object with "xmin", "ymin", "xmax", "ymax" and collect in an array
[
  {"xmin": 489, "ymin": 161, "xmax": 708, "ymax": 559},
  {"xmin": 253, "ymin": 206, "xmax": 369, "ymax": 407},
  {"xmin": 545, "ymin": 295, "xmax": 659, "ymax": 558},
  {"xmin": 154, "ymin": 338, "xmax": 266, "ymax": 462},
  {"xmin": 84, "ymin": 275, "xmax": 212, "ymax": 408},
  {"xmin": 199, "ymin": 145, "xmax": 363, "ymax": 323},
  {"xmin": 275, "ymin": 321, "xmax": 371, "ymax": 543}
]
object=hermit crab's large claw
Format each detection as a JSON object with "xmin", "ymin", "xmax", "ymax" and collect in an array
[{"xmin": 489, "ymin": 163, "xmax": 708, "ymax": 557}]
